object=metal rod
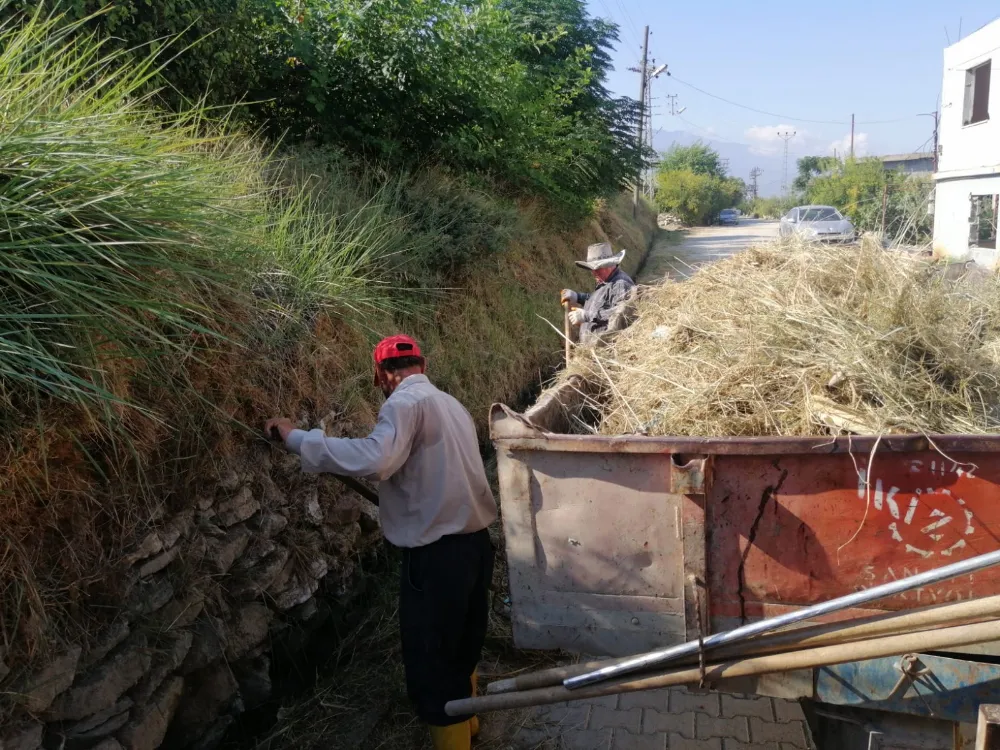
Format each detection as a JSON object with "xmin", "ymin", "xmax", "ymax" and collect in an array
[
  {"xmin": 487, "ymin": 593, "xmax": 1000, "ymax": 695},
  {"xmin": 563, "ymin": 302, "xmax": 571, "ymax": 363},
  {"xmin": 449, "ymin": 620, "xmax": 1000, "ymax": 716},
  {"xmin": 565, "ymin": 548, "xmax": 1000, "ymax": 690}
]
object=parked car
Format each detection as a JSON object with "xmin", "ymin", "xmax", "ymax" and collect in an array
[
  {"xmin": 718, "ymin": 208, "xmax": 740, "ymax": 226},
  {"xmin": 779, "ymin": 205, "xmax": 855, "ymax": 242}
]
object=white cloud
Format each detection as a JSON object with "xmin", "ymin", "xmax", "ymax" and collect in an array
[
  {"xmin": 827, "ymin": 132, "xmax": 869, "ymax": 157},
  {"xmin": 744, "ymin": 124, "xmax": 808, "ymax": 156}
]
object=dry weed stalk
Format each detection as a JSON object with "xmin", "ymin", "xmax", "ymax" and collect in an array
[{"xmin": 571, "ymin": 237, "xmax": 1000, "ymax": 437}]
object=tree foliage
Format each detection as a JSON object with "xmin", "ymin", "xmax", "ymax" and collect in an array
[
  {"xmin": 655, "ymin": 170, "xmax": 745, "ymax": 226},
  {"xmin": 792, "ymin": 155, "xmax": 839, "ymax": 193},
  {"xmin": 654, "ymin": 142, "xmax": 743, "ymax": 225},
  {"xmin": 797, "ymin": 156, "xmax": 932, "ymax": 243},
  {"xmin": 20, "ymin": 0, "xmax": 643, "ymax": 214},
  {"xmin": 659, "ymin": 141, "xmax": 726, "ymax": 178}
]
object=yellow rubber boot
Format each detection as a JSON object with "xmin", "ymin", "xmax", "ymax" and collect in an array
[
  {"xmin": 429, "ymin": 721, "xmax": 471, "ymax": 750},
  {"xmin": 469, "ymin": 670, "xmax": 480, "ymax": 737}
]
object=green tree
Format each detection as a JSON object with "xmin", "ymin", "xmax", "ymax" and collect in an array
[
  {"xmin": 9, "ymin": 0, "xmax": 645, "ymax": 215},
  {"xmin": 793, "ymin": 155, "xmax": 839, "ymax": 193},
  {"xmin": 803, "ymin": 157, "xmax": 932, "ymax": 242},
  {"xmin": 659, "ymin": 141, "xmax": 726, "ymax": 178},
  {"xmin": 655, "ymin": 169, "xmax": 744, "ymax": 225},
  {"xmin": 1, "ymin": 0, "xmax": 277, "ymax": 110}
]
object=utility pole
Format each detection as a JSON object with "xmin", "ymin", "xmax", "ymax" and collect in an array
[
  {"xmin": 850, "ymin": 114, "xmax": 855, "ymax": 159},
  {"xmin": 778, "ymin": 131, "xmax": 796, "ymax": 194},
  {"xmin": 643, "ymin": 58, "xmax": 655, "ymax": 200},
  {"xmin": 933, "ymin": 109, "xmax": 939, "ymax": 171},
  {"xmin": 749, "ymin": 167, "xmax": 762, "ymax": 201},
  {"xmin": 880, "ymin": 183, "xmax": 889, "ymax": 236},
  {"xmin": 632, "ymin": 24, "xmax": 649, "ymax": 217},
  {"xmin": 919, "ymin": 110, "xmax": 940, "ymax": 171},
  {"xmin": 666, "ymin": 94, "xmax": 686, "ymax": 116},
  {"xmin": 719, "ymin": 158, "xmax": 730, "ymax": 176},
  {"xmin": 628, "ymin": 31, "xmax": 668, "ymax": 209}
]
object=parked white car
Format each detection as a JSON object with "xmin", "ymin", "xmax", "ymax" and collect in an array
[{"xmin": 779, "ymin": 205, "xmax": 856, "ymax": 243}]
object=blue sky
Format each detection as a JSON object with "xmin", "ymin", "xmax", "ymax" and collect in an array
[{"xmin": 586, "ymin": 0, "xmax": 999, "ymax": 192}]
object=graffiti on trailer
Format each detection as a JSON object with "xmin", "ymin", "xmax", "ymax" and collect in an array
[
  {"xmin": 856, "ymin": 459, "xmax": 979, "ymax": 561},
  {"xmin": 855, "ymin": 563, "xmax": 977, "ymax": 603}
]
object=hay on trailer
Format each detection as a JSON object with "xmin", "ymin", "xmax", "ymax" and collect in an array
[{"xmin": 571, "ymin": 237, "xmax": 1000, "ymax": 437}]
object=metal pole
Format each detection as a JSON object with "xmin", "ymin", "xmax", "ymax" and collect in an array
[
  {"xmin": 449, "ymin": 620, "xmax": 1000, "ymax": 715},
  {"xmin": 562, "ymin": 302, "xmax": 571, "ymax": 363},
  {"xmin": 778, "ymin": 131, "xmax": 795, "ymax": 194},
  {"xmin": 850, "ymin": 113, "xmax": 855, "ymax": 159},
  {"xmin": 565, "ymin": 547, "xmax": 1000, "ymax": 690},
  {"xmin": 632, "ymin": 25, "xmax": 649, "ymax": 218},
  {"xmin": 880, "ymin": 183, "xmax": 889, "ymax": 236},
  {"xmin": 487, "ymin": 593, "xmax": 1000, "ymax": 695},
  {"xmin": 933, "ymin": 110, "xmax": 939, "ymax": 172}
]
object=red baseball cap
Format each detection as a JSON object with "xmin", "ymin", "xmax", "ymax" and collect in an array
[{"xmin": 373, "ymin": 334, "xmax": 423, "ymax": 373}]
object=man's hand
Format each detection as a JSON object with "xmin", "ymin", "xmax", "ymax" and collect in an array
[
  {"xmin": 560, "ymin": 289, "xmax": 578, "ymax": 305},
  {"xmin": 264, "ymin": 417, "xmax": 295, "ymax": 443},
  {"xmin": 568, "ymin": 308, "xmax": 587, "ymax": 326}
]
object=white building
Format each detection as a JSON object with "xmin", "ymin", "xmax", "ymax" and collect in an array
[{"xmin": 933, "ymin": 20, "xmax": 1000, "ymax": 266}]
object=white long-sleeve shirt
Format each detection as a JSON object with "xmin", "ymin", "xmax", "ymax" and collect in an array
[{"xmin": 285, "ymin": 374, "xmax": 497, "ymax": 548}]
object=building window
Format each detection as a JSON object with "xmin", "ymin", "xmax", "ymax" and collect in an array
[
  {"xmin": 970, "ymin": 194, "xmax": 998, "ymax": 249},
  {"xmin": 963, "ymin": 60, "xmax": 991, "ymax": 125}
]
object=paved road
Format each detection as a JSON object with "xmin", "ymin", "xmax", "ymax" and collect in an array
[
  {"xmin": 639, "ymin": 220, "xmax": 779, "ymax": 284},
  {"xmin": 505, "ymin": 684, "xmax": 813, "ymax": 750}
]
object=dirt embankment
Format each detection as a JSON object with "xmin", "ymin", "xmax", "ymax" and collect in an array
[{"xmin": 1, "ymin": 196, "xmax": 656, "ymax": 750}]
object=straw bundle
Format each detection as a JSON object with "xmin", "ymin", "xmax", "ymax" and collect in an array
[{"xmin": 574, "ymin": 237, "xmax": 1000, "ymax": 437}]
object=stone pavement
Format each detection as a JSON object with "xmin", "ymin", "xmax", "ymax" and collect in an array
[{"xmin": 508, "ymin": 685, "xmax": 815, "ymax": 750}]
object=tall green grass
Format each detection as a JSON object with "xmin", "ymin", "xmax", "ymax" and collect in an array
[
  {"xmin": 0, "ymin": 9, "xmax": 265, "ymax": 414},
  {"xmin": 0, "ymin": 8, "xmax": 418, "ymax": 421}
]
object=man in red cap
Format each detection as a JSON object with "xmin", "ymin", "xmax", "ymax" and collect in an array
[{"xmin": 265, "ymin": 335, "xmax": 497, "ymax": 750}]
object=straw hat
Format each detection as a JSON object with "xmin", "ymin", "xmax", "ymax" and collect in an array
[{"xmin": 575, "ymin": 242, "xmax": 626, "ymax": 271}]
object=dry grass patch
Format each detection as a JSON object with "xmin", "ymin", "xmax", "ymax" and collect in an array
[{"xmin": 570, "ymin": 238, "xmax": 1000, "ymax": 437}]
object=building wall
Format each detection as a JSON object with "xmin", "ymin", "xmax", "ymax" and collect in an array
[
  {"xmin": 933, "ymin": 175, "xmax": 1000, "ymax": 266},
  {"xmin": 883, "ymin": 157, "xmax": 933, "ymax": 175},
  {"xmin": 933, "ymin": 19, "xmax": 1000, "ymax": 261},
  {"xmin": 937, "ymin": 23, "xmax": 1000, "ymax": 174}
]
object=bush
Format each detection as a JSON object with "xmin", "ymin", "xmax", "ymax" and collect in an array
[
  {"xmin": 16, "ymin": 0, "xmax": 645, "ymax": 215},
  {"xmin": 0, "ymin": 10, "xmax": 266, "ymax": 413},
  {"xmin": 0, "ymin": 9, "xmax": 410, "ymax": 418},
  {"xmin": 743, "ymin": 196, "xmax": 797, "ymax": 219},
  {"xmin": 659, "ymin": 141, "xmax": 726, "ymax": 177},
  {"xmin": 798, "ymin": 157, "xmax": 933, "ymax": 243},
  {"xmin": 655, "ymin": 170, "xmax": 745, "ymax": 225},
  {"xmin": 0, "ymin": 0, "xmax": 274, "ymax": 110}
]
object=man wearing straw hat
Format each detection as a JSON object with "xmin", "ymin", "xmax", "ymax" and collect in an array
[{"xmin": 561, "ymin": 241, "xmax": 635, "ymax": 342}]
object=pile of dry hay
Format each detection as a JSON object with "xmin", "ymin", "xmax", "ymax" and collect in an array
[{"xmin": 572, "ymin": 237, "xmax": 1000, "ymax": 437}]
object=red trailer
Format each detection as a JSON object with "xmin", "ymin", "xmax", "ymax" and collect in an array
[{"xmin": 491, "ymin": 388, "xmax": 1000, "ymax": 748}]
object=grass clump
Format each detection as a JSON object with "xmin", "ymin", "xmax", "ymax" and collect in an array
[
  {"xmin": 574, "ymin": 237, "xmax": 1000, "ymax": 437},
  {"xmin": 0, "ymin": 9, "xmax": 266, "ymax": 412}
]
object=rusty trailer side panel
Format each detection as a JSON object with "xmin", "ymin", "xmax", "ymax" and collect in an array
[{"xmin": 491, "ymin": 405, "xmax": 1000, "ymax": 659}]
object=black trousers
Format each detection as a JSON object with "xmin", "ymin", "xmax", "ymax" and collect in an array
[{"xmin": 399, "ymin": 528, "xmax": 494, "ymax": 726}]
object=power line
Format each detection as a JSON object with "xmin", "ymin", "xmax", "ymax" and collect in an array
[
  {"xmin": 669, "ymin": 74, "xmax": 919, "ymax": 126},
  {"xmin": 595, "ymin": 0, "xmax": 643, "ymax": 64},
  {"xmin": 612, "ymin": 0, "xmax": 645, "ymax": 54}
]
